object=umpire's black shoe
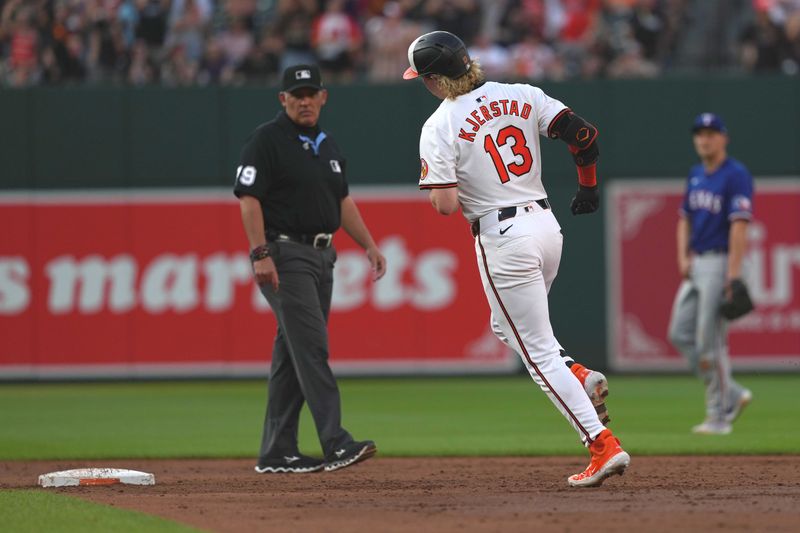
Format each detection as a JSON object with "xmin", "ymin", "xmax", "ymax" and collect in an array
[
  {"xmin": 324, "ymin": 440, "xmax": 377, "ymax": 472},
  {"xmin": 254, "ymin": 454, "xmax": 325, "ymax": 474}
]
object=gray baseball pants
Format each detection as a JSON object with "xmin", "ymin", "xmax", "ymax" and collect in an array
[
  {"xmin": 257, "ymin": 240, "xmax": 353, "ymax": 461},
  {"xmin": 667, "ymin": 253, "xmax": 747, "ymax": 422}
]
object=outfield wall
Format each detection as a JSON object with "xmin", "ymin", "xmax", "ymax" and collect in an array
[
  {"xmin": 606, "ymin": 180, "xmax": 800, "ymax": 371},
  {"xmin": 0, "ymin": 188, "xmax": 520, "ymax": 379},
  {"xmin": 1, "ymin": 77, "xmax": 799, "ymax": 190},
  {"xmin": 1, "ymin": 181, "xmax": 798, "ymax": 379},
  {"xmin": 1, "ymin": 77, "xmax": 798, "ymax": 377}
]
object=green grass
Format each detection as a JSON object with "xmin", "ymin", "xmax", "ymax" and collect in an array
[
  {"xmin": 1, "ymin": 375, "xmax": 798, "ymax": 460},
  {"xmin": 0, "ymin": 490, "xmax": 201, "ymax": 532}
]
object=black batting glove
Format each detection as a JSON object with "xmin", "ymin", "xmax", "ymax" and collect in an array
[{"xmin": 570, "ymin": 185, "xmax": 599, "ymax": 215}]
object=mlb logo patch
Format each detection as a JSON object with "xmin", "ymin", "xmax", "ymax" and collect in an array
[
  {"xmin": 330, "ymin": 160, "xmax": 342, "ymax": 173},
  {"xmin": 296, "ymin": 70, "xmax": 312, "ymax": 80}
]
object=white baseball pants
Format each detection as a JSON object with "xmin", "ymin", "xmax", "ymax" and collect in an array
[{"xmin": 474, "ymin": 205, "xmax": 605, "ymax": 445}]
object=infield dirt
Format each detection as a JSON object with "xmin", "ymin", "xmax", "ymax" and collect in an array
[{"xmin": 3, "ymin": 456, "xmax": 798, "ymax": 532}]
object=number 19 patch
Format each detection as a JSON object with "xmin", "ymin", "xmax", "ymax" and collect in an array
[{"xmin": 236, "ymin": 165, "xmax": 256, "ymax": 185}]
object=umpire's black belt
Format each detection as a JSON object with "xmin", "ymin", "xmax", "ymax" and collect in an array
[
  {"xmin": 471, "ymin": 199, "xmax": 550, "ymax": 237},
  {"xmin": 267, "ymin": 230, "xmax": 333, "ymax": 249}
]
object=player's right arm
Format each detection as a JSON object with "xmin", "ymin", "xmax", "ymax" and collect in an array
[
  {"xmin": 676, "ymin": 216, "xmax": 691, "ymax": 279},
  {"xmin": 234, "ymin": 131, "xmax": 279, "ymax": 290},
  {"xmin": 418, "ymin": 120, "xmax": 460, "ymax": 216},
  {"xmin": 676, "ymin": 176, "xmax": 693, "ymax": 278},
  {"xmin": 430, "ymin": 187, "xmax": 459, "ymax": 215}
]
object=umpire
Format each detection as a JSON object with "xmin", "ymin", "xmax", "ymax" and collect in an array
[{"xmin": 235, "ymin": 64, "xmax": 387, "ymax": 473}]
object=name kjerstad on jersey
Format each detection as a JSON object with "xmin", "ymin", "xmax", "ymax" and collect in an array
[{"xmin": 458, "ymin": 99, "xmax": 533, "ymax": 142}]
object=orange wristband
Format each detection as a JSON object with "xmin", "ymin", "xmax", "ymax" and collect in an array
[{"xmin": 577, "ymin": 163, "xmax": 597, "ymax": 188}]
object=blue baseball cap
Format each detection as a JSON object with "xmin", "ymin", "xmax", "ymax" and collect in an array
[{"xmin": 691, "ymin": 112, "xmax": 727, "ymax": 134}]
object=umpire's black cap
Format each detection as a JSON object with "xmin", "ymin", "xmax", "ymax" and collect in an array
[{"xmin": 282, "ymin": 64, "xmax": 323, "ymax": 93}]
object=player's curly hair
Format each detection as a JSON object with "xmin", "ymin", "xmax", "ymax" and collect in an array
[{"xmin": 435, "ymin": 59, "xmax": 486, "ymax": 100}]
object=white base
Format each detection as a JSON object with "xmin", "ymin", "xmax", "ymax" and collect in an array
[{"xmin": 38, "ymin": 468, "xmax": 155, "ymax": 487}]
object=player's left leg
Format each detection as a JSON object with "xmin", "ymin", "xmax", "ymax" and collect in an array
[
  {"xmin": 535, "ymin": 226, "xmax": 611, "ymax": 423},
  {"xmin": 720, "ymin": 265, "xmax": 754, "ymax": 425},
  {"xmin": 692, "ymin": 254, "xmax": 740, "ymax": 434},
  {"xmin": 475, "ymin": 210, "xmax": 629, "ymax": 486},
  {"xmin": 715, "ymin": 334, "xmax": 752, "ymax": 423},
  {"xmin": 491, "ymin": 282, "xmax": 611, "ymax": 424},
  {"xmin": 475, "ymin": 210, "xmax": 605, "ymax": 445},
  {"xmin": 566, "ymin": 357, "xmax": 610, "ymax": 424}
]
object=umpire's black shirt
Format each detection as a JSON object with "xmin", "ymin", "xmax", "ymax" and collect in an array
[{"xmin": 233, "ymin": 111, "xmax": 349, "ymax": 235}]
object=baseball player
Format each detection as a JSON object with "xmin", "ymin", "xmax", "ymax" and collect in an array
[
  {"xmin": 404, "ymin": 31, "xmax": 630, "ymax": 487},
  {"xmin": 667, "ymin": 113, "xmax": 754, "ymax": 435}
]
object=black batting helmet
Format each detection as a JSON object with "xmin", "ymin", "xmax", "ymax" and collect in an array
[{"xmin": 402, "ymin": 31, "xmax": 471, "ymax": 80}]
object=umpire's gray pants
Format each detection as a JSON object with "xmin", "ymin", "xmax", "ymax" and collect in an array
[
  {"xmin": 667, "ymin": 253, "xmax": 746, "ymax": 421},
  {"xmin": 257, "ymin": 241, "xmax": 352, "ymax": 460}
]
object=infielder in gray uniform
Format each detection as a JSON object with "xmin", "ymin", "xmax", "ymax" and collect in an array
[{"xmin": 667, "ymin": 113, "xmax": 754, "ymax": 435}]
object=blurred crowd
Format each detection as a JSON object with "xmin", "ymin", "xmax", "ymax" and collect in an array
[{"xmin": 1, "ymin": 0, "xmax": 799, "ymax": 87}]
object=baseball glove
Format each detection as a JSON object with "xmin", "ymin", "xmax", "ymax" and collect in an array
[{"xmin": 720, "ymin": 278, "xmax": 754, "ymax": 320}]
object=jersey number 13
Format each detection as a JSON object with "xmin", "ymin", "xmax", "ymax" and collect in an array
[{"xmin": 483, "ymin": 126, "xmax": 532, "ymax": 184}]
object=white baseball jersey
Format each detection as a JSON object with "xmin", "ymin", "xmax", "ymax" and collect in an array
[
  {"xmin": 417, "ymin": 79, "xmax": 608, "ymax": 448},
  {"xmin": 418, "ymin": 81, "xmax": 568, "ymax": 220}
]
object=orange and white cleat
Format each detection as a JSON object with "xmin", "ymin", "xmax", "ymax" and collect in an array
[
  {"xmin": 568, "ymin": 429, "xmax": 630, "ymax": 488},
  {"xmin": 571, "ymin": 363, "xmax": 610, "ymax": 424}
]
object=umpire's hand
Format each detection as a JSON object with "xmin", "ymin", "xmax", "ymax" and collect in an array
[
  {"xmin": 253, "ymin": 257, "xmax": 279, "ymax": 291},
  {"xmin": 366, "ymin": 246, "xmax": 387, "ymax": 281}
]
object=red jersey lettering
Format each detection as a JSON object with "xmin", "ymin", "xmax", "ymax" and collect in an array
[
  {"xmin": 459, "ymin": 128, "xmax": 476, "ymax": 142},
  {"xmin": 471, "ymin": 110, "xmax": 485, "ymax": 125}
]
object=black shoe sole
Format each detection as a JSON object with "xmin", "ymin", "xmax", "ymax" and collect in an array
[
  {"xmin": 324, "ymin": 443, "xmax": 377, "ymax": 472},
  {"xmin": 254, "ymin": 464, "xmax": 324, "ymax": 474},
  {"xmin": 595, "ymin": 402, "xmax": 610, "ymax": 425}
]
